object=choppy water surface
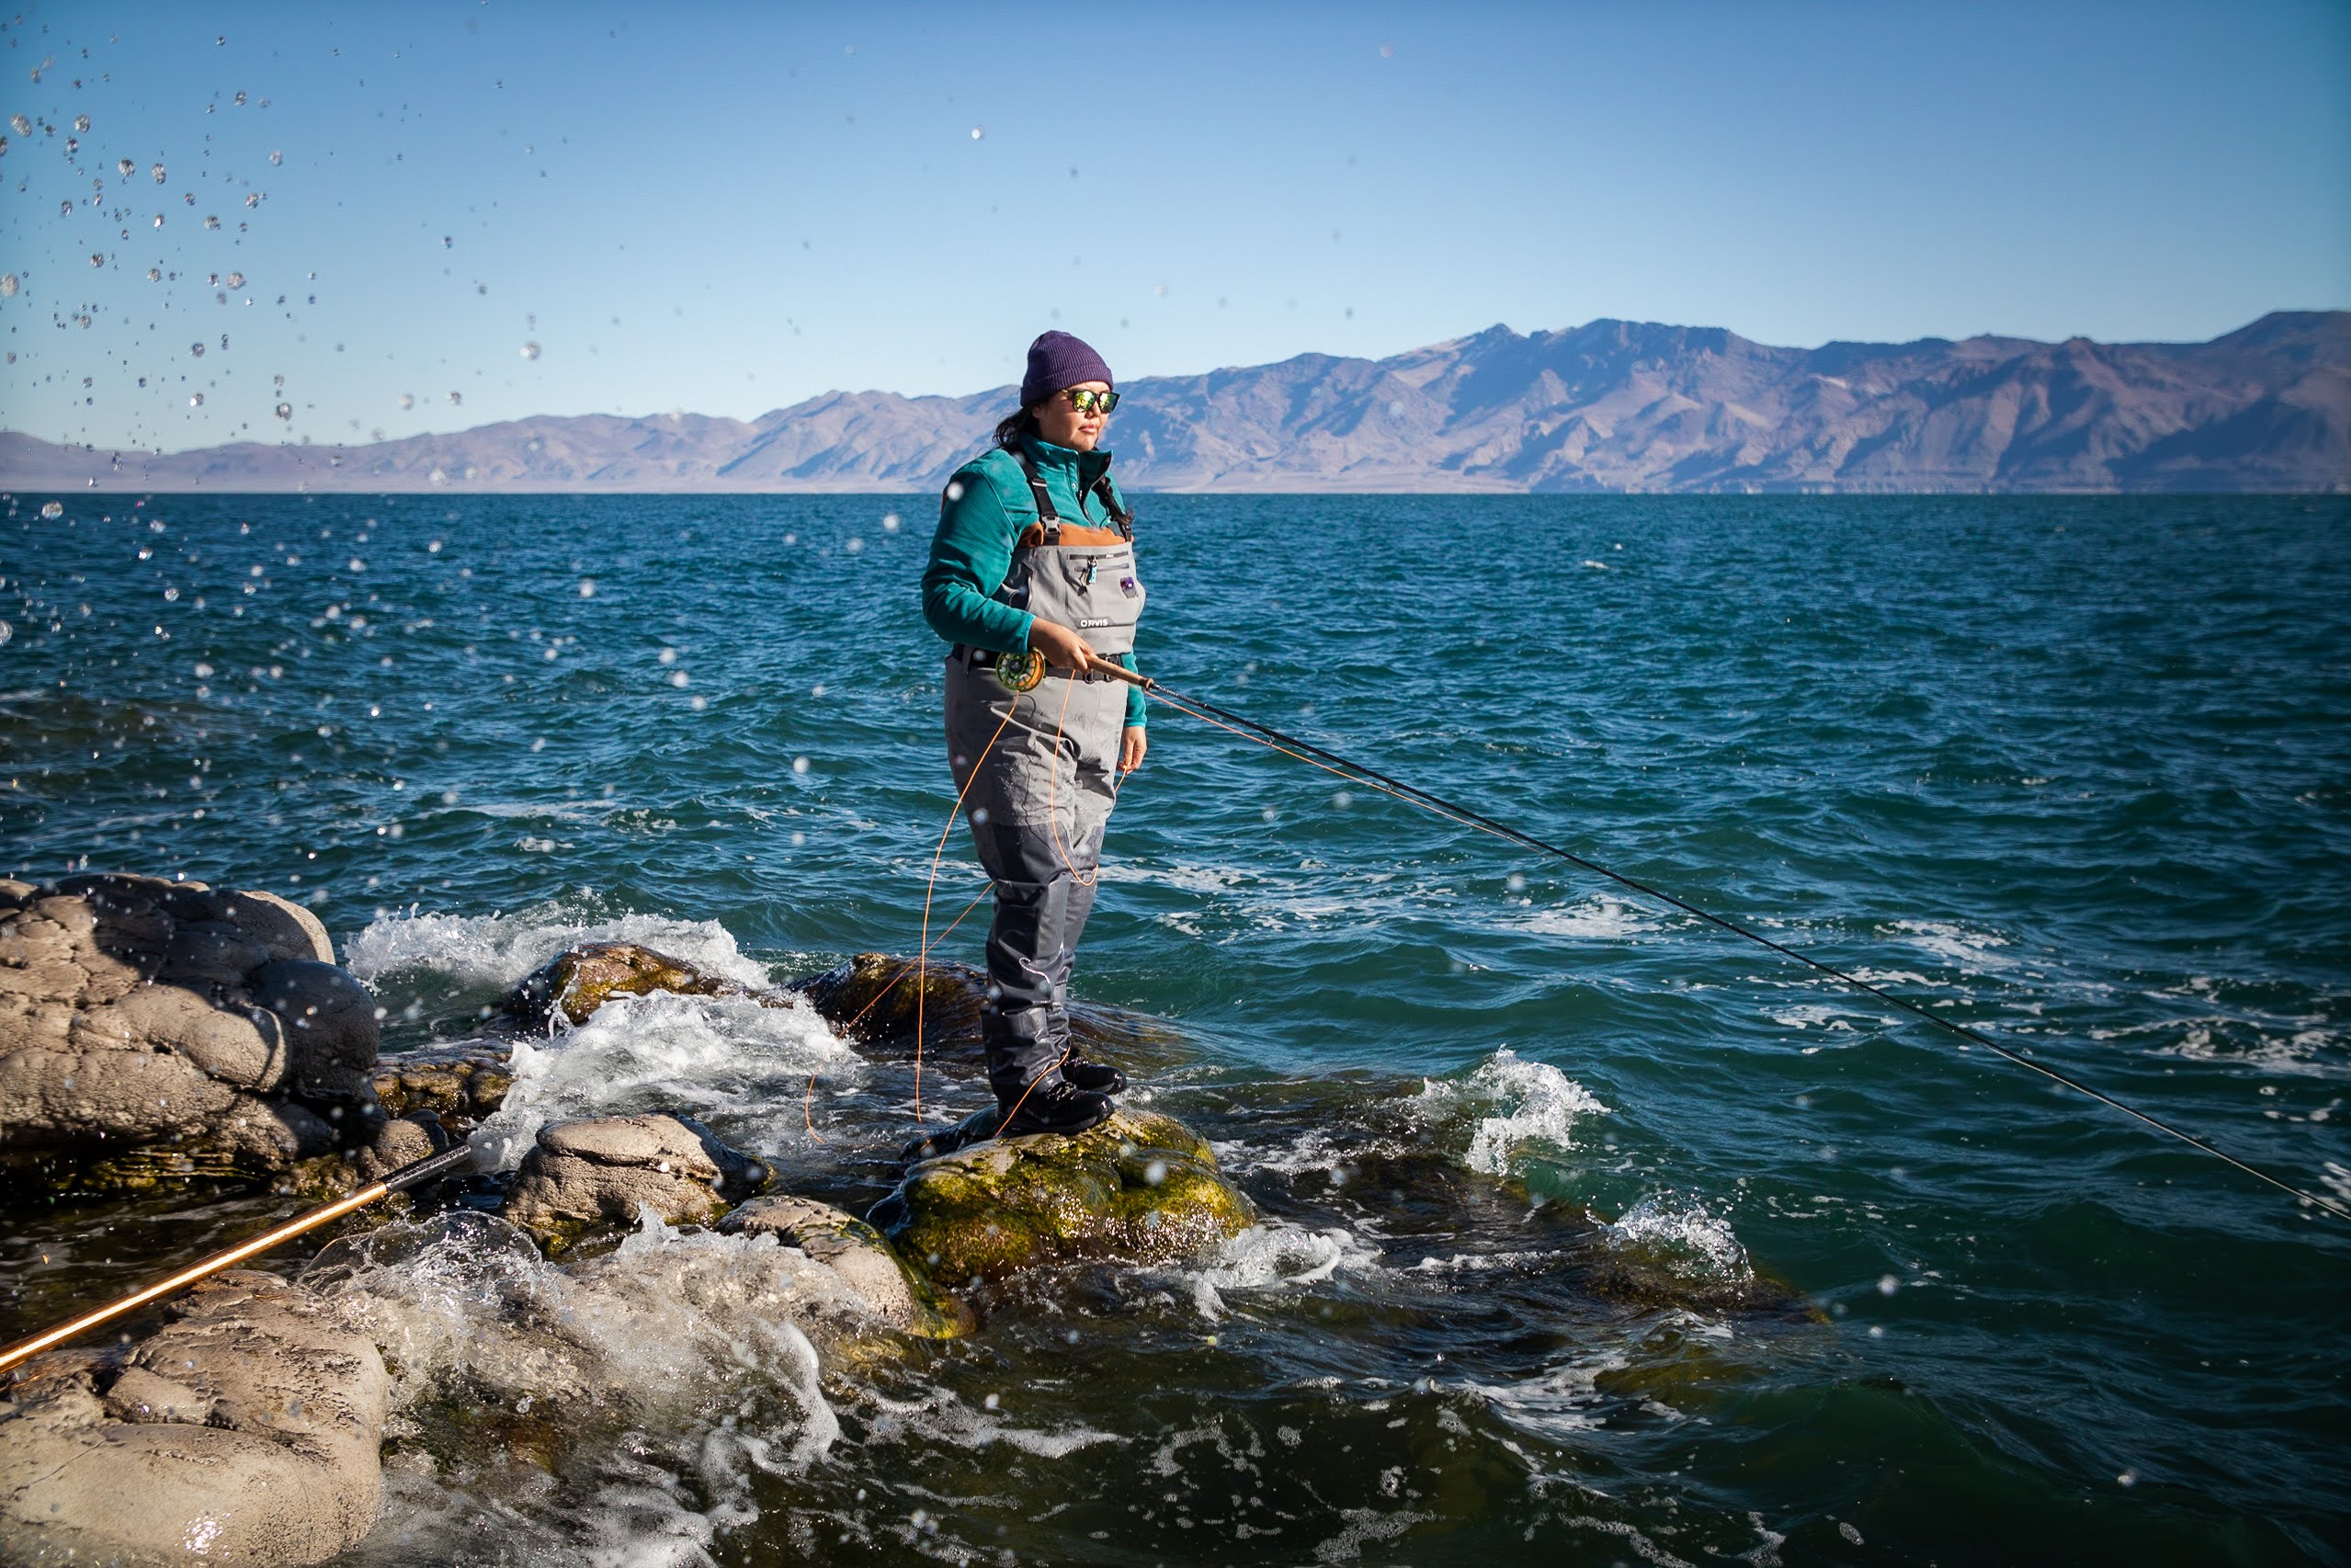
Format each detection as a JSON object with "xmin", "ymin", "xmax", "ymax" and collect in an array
[{"xmin": 3, "ymin": 491, "xmax": 2347, "ymax": 1566}]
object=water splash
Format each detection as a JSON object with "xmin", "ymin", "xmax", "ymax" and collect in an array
[{"xmin": 1412, "ymin": 1048, "xmax": 1610, "ymax": 1177}]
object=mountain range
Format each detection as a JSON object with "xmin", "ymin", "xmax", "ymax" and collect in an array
[{"xmin": 6, "ymin": 312, "xmax": 2345, "ymax": 494}]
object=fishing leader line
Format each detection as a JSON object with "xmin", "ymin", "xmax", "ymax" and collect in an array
[{"xmin": 1116, "ymin": 667, "xmax": 2348, "ymax": 1224}]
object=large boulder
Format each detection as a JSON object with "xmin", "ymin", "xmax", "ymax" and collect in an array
[
  {"xmin": 0, "ymin": 874, "xmax": 379, "ymax": 1187},
  {"xmin": 869, "ymin": 1108, "xmax": 1257, "ymax": 1285},
  {"xmin": 0, "ymin": 1269, "xmax": 389, "ymax": 1566},
  {"xmin": 721, "ymin": 1195, "xmax": 972, "ymax": 1338},
  {"xmin": 501, "ymin": 1112, "xmax": 766, "ymax": 1251}
]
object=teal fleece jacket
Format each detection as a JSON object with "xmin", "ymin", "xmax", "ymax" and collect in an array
[{"xmin": 920, "ymin": 437, "xmax": 1146, "ymax": 729}]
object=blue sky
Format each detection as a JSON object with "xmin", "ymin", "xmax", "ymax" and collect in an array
[{"xmin": 4, "ymin": 0, "xmax": 2346, "ymax": 452}]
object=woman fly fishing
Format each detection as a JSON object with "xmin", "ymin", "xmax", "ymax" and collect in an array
[{"xmin": 920, "ymin": 330, "xmax": 1146, "ymax": 1138}]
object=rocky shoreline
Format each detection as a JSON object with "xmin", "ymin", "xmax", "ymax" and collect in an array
[{"xmin": 0, "ymin": 874, "xmax": 1262, "ymax": 1565}]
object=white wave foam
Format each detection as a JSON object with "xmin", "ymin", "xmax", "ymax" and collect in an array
[
  {"xmin": 1517, "ymin": 896, "xmax": 1658, "ymax": 940},
  {"xmin": 857, "ymin": 1386, "xmax": 1124, "ymax": 1460},
  {"xmin": 1604, "ymin": 1193, "xmax": 1753, "ymax": 1284},
  {"xmin": 1177, "ymin": 1222, "xmax": 1381, "ymax": 1321},
  {"xmin": 312, "ymin": 1210, "xmax": 851, "ymax": 1562},
  {"xmin": 345, "ymin": 901, "xmax": 778, "ymax": 992},
  {"xmin": 1457, "ymin": 1356, "xmax": 1618, "ymax": 1440},
  {"xmin": 470, "ymin": 989, "xmax": 855, "ymax": 1170},
  {"xmin": 1888, "ymin": 919, "xmax": 2016, "ymax": 974},
  {"xmin": 1412, "ymin": 1048, "xmax": 1610, "ymax": 1177}
]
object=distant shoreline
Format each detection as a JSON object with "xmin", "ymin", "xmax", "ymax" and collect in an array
[{"xmin": 7, "ymin": 310, "xmax": 2345, "ymax": 495}]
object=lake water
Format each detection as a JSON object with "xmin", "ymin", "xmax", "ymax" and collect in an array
[{"xmin": 3, "ymin": 490, "xmax": 2347, "ymax": 1565}]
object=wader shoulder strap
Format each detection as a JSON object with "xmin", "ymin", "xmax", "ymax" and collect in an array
[
  {"xmin": 1009, "ymin": 441, "xmax": 1134, "ymax": 543},
  {"xmin": 1009, "ymin": 443, "xmax": 1062, "ymax": 544}
]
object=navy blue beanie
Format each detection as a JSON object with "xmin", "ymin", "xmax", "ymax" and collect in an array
[{"xmin": 1020, "ymin": 330, "xmax": 1114, "ymax": 408}]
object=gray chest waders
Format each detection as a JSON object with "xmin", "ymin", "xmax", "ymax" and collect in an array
[{"xmin": 944, "ymin": 448, "xmax": 1146, "ymax": 1107}]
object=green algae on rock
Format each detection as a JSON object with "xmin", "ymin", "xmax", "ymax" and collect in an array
[
  {"xmin": 501, "ymin": 941, "xmax": 775, "ymax": 1028},
  {"xmin": 870, "ymin": 1108, "xmax": 1255, "ymax": 1284}
]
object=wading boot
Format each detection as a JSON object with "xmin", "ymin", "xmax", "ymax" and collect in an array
[
  {"xmin": 996, "ymin": 1078, "xmax": 1113, "ymax": 1139},
  {"xmin": 1060, "ymin": 1050, "xmax": 1127, "ymax": 1096}
]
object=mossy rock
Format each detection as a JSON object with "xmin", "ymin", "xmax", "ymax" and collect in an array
[
  {"xmin": 372, "ymin": 1043, "xmax": 514, "ymax": 1132},
  {"xmin": 500, "ymin": 942, "xmax": 769, "ymax": 1028},
  {"xmin": 870, "ymin": 1108, "xmax": 1255, "ymax": 1285}
]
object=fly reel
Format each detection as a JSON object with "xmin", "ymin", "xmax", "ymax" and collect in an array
[{"xmin": 995, "ymin": 648, "xmax": 1048, "ymax": 693}]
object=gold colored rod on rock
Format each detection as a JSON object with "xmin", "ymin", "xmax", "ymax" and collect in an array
[{"xmin": 0, "ymin": 1142, "xmax": 476, "ymax": 1374}]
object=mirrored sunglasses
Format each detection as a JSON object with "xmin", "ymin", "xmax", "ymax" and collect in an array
[{"xmin": 1064, "ymin": 388, "xmax": 1120, "ymax": 415}]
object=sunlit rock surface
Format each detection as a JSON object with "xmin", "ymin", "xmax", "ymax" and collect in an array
[
  {"xmin": 871, "ymin": 1108, "xmax": 1256, "ymax": 1284},
  {"xmin": 0, "ymin": 1269, "xmax": 388, "ymax": 1567},
  {"xmin": 500, "ymin": 1112, "xmax": 764, "ymax": 1251},
  {"xmin": 370, "ymin": 1041, "xmax": 513, "ymax": 1135},
  {"xmin": 501, "ymin": 939, "xmax": 772, "ymax": 1028},
  {"xmin": 721, "ymin": 1195, "xmax": 972, "ymax": 1337},
  {"xmin": 0, "ymin": 873, "xmax": 378, "ymax": 1189}
]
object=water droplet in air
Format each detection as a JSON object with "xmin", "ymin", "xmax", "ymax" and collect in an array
[
  {"xmin": 153, "ymin": 213, "xmax": 165, "ymax": 228},
  {"xmin": 88, "ymin": 253, "xmax": 104, "ymax": 267},
  {"xmin": 204, "ymin": 214, "xmax": 221, "ymax": 230},
  {"xmin": 74, "ymin": 114, "xmax": 90, "ymax": 132},
  {"xmin": 40, "ymin": 501, "xmax": 63, "ymax": 520},
  {"xmin": 791, "ymin": 756, "xmax": 811, "ymax": 774},
  {"xmin": 0, "ymin": 275, "xmax": 17, "ymax": 298},
  {"xmin": 398, "ymin": 393, "xmax": 415, "ymax": 410},
  {"xmin": 1878, "ymin": 1274, "xmax": 1900, "ymax": 1295},
  {"xmin": 7, "ymin": 116, "xmax": 28, "ymax": 136},
  {"xmin": 233, "ymin": 91, "xmax": 246, "ymax": 107},
  {"xmin": 441, "ymin": 235, "xmax": 452, "ymax": 248},
  {"xmin": 226, "ymin": 271, "xmax": 244, "ymax": 289},
  {"xmin": 447, "ymin": 391, "xmax": 461, "ymax": 405},
  {"xmin": 971, "ymin": 126, "xmax": 984, "ymax": 140},
  {"xmin": 146, "ymin": 267, "xmax": 160, "ymax": 281},
  {"xmin": 118, "ymin": 157, "xmax": 133, "ymax": 176},
  {"xmin": 520, "ymin": 342, "xmax": 539, "ymax": 359},
  {"xmin": 152, "ymin": 162, "xmax": 165, "ymax": 183},
  {"xmin": 189, "ymin": 392, "xmax": 203, "ymax": 406},
  {"xmin": 1380, "ymin": 41, "xmax": 1395, "ymax": 57},
  {"xmin": 269, "ymin": 150, "xmax": 283, "ymax": 165},
  {"xmin": 1505, "ymin": 872, "xmax": 1526, "ymax": 892},
  {"xmin": 189, "ymin": 342, "xmax": 205, "ymax": 358},
  {"xmin": 577, "ymin": 579, "xmax": 595, "ymax": 597},
  {"xmin": 881, "ymin": 513, "xmax": 901, "ymax": 532},
  {"xmin": 275, "ymin": 403, "xmax": 291, "ymax": 420}
]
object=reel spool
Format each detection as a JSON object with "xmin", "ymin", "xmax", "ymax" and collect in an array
[{"xmin": 996, "ymin": 648, "xmax": 1048, "ymax": 693}]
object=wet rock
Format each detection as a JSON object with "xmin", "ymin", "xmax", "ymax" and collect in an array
[
  {"xmin": 721, "ymin": 1195, "xmax": 972, "ymax": 1337},
  {"xmin": 870, "ymin": 1108, "xmax": 1256, "ymax": 1285},
  {"xmin": 288, "ymin": 1112, "xmax": 458, "ymax": 1202},
  {"xmin": 0, "ymin": 1268, "xmax": 388, "ymax": 1566},
  {"xmin": 502, "ymin": 1113, "xmax": 765, "ymax": 1251},
  {"xmin": 371, "ymin": 1041, "xmax": 513, "ymax": 1134},
  {"xmin": 795, "ymin": 950, "xmax": 1178, "ymax": 1059},
  {"xmin": 0, "ymin": 874, "xmax": 379, "ymax": 1193},
  {"xmin": 500, "ymin": 941, "xmax": 770, "ymax": 1028}
]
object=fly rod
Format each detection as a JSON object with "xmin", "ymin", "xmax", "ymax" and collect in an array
[
  {"xmin": 0, "ymin": 1142, "xmax": 477, "ymax": 1374},
  {"xmin": 1078, "ymin": 654, "xmax": 2350, "ymax": 1222}
]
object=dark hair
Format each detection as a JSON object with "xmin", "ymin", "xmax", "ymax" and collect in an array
[{"xmin": 993, "ymin": 406, "xmax": 1039, "ymax": 449}]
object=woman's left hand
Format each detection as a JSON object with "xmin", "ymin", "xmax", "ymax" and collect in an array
[{"xmin": 1119, "ymin": 725, "xmax": 1148, "ymax": 774}]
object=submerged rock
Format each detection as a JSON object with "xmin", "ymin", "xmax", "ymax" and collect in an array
[
  {"xmin": 721, "ymin": 1195, "xmax": 973, "ymax": 1337},
  {"xmin": 502, "ymin": 1112, "xmax": 765, "ymax": 1251},
  {"xmin": 0, "ymin": 1268, "xmax": 388, "ymax": 1567},
  {"xmin": 870, "ymin": 1108, "xmax": 1256, "ymax": 1284},
  {"xmin": 0, "ymin": 873, "xmax": 379, "ymax": 1193}
]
